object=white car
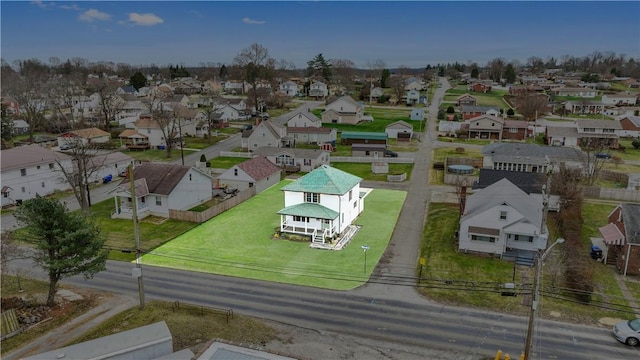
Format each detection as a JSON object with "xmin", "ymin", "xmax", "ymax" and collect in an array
[{"xmin": 613, "ymin": 318, "xmax": 640, "ymax": 346}]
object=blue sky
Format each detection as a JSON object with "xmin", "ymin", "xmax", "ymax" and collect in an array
[{"xmin": 2, "ymin": 1, "xmax": 639, "ymax": 69}]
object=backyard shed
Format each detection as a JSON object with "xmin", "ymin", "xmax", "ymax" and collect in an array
[{"xmin": 340, "ymin": 131, "xmax": 387, "ymax": 145}]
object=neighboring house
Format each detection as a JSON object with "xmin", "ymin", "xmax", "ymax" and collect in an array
[
  {"xmin": 466, "ymin": 114, "xmax": 504, "ymax": 140},
  {"xmin": 285, "ymin": 111, "xmax": 322, "ymax": 128},
  {"xmin": 599, "ymin": 203, "xmax": 640, "ymax": 276},
  {"xmin": 545, "ymin": 125, "xmax": 580, "ymax": 147},
  {"xmin": 279, "ymin": 80, "xmax": 299, "ymax": 97},
  {"xmin": 242, "ymin": 120, "xmax": 289, "ymax": 151},
  {"xmin": 111, "ymin": 163, "xmax": 213, "ymax": 220},
  {"xmin": 617, "ymin": 115, "xmax": 640, "ymax": 137},
  {"xmin": 473, "ymin": 169, "xmax": 547, "ymax": 195},
  {"xmin": 252, "ymin": 147, "xmax": 330, "ymax": 173},
  {"xmin": 575, "ymin": 119, "xmax": 620, "ymax": 149},
  {"xmin": 468, "ymin": 82, "xmax": 492, "ymax": 93},
  {"xmin": 57, "ymin": 127, "xmax": 111, "ymax": 148},
  {"xmin": 277, "ymin": 165, "xmax": 364, "ymax": 244},
  {"xmin": 340, "ymin": 131, "xmax": 387, "ymax": 145},
  {"xmin": 309, "ymin": 81, "xmax": 329, "ymax": 98},
  {"xmin": 133, "ymin": 116, "xmax": 166, "ymax": 148},
  {"xmin": 460, "ymin": 105, "xmax": 500, "ymax": 120},
  {"xmin": 0, "ymin": 145, "xmax": 73, "ymax": 205},
  {"xmin": 213, "ymin": 104, "xmax": 243, "ymax": 121},
  {"xmin": 351, "ymin": 143, "xmax": 387, "ymax": 158},
  {"xmin": 11, "ymin": 119, "xmax": 29, "ymax": 135},
  {"xmin": 438, "ymin": 120, "xmax": 464, "ymax": 137},
  {"xmin": 405, "ymin": 79, "xmax": 426, "ymax": 91},
  {"xmin": 223, "ymin": 81, "xmax": 245, "ymax": 95},
  {"xmin": 458, "ymin": 178, "xmax": 548, "ymax": 258},
  {"xmin": 370, "ymin": 87, "xmax": 384, "ymax": 100},
  {"xmin": 501, "ymin": 120, "xmax": 529, "ymax": 141},
  {"xmin": 405, "ymin": 89, "xmax": 421, "ymax": 105},
  {"xmin": 482, "ymin": 142, "xmax": 586, "ymax": 173},
  {"xmin": 456, "ymin": 94, "xmax": 477, "ymax": 106},
  {"xmin": 71, "ymin": 93, "xmax": 101, "ymax": 120},
  {"xmin": 564, "ymin": 101, "xmax": 605, "ymax": 114},
  {"xmin": 385, "ymin": 120, "xmax": 413, "ymax": 141},
  {"xmin": 551, "ymin": 87, "xmax": 597, "ymax": 98},
  {"xmin": 321, "ymin": 96, "xmax": 364, "ymax": 124},
  {"xmin": 410, "ymin": 108, "xmax": 425, "ymax": 121},
  {"xmin": 118, "ymin": 129, "xmax": 150, "ymax": 150},
  {"xmin": 215, "ymin": 156, "xmax": 281, "ymax": 193},
  {"xmin": 602, "ymin": 94, "xmax": 637, "ymax": 106},
  {"xmin": 508, "ymin": 85, "xmax": 544, "ymax": 95},
  {"xmin": 286, "ymin": 126, "xmax": 337, "ymax": 145}
]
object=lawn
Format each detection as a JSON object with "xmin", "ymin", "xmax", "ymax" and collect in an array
[
  {"xmin": 142, "ymin": 180, "xmax": 407, "ymax": 290},
  {"xmin": 208, "ymin": 156, "xmax": 250, "ymax": 169},
  {"xmin": 122, "ymin": 149, "xmax": 197, "ymax": 162},
  {"xmin": 432, "ymin": 147, "xmax": 482, "ymax": 163},
  {"xmin": 88, "ymin": 200, "xmax": 199, "ymax": 261},
  {"xmin": 330, "ymin": 162, "xmax": 414, "ymax": 181}
]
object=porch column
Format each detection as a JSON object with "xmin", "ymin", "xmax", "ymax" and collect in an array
[{"xmin": 113, "ymin": 196, "xmax": 119, "ymax": 214}]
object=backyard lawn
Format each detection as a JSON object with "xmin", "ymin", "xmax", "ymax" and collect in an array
[{"xmin": 142, "ymin": 180, "xmax": 407, "ymax": 290}]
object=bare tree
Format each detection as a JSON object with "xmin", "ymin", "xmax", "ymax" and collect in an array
[
  {"xmin": 90, "ymin": 77, "xmax": 125, "ymax": 130},
  {"xmin": 142, "ymin": 93, "xmax": 181, "ymax": 158},
  {"xmin": 515, "ymin": 93, "xmax": 549, "ymax": 121},
  {"xmin": 579, "ymin": 140, "xmax": 609, "ymax": 186},
  {"xmin": 487, "ymin": 58, "xmax": 505, "ymax": 82},
  {"xmin": 7, "ymin": 72, "xmax": 49, "ymax": 143},
  {"xmin": 388, "ymin": 76, "xmax": 405, "ymax": 103},
  {"xmin": 233, "ymin": 43, "xmax": 274, "ymax": 114},
  {"xmin": 331, "ymin": 58, "xmax": 356, "ymax": 93}
]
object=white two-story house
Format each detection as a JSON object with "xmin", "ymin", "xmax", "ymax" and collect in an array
[
  {"xmin": 1, "ymin": 145, "xmax": 73, "ymax": 206},
  {"xmin": 321, "ymin": 96, "xmax": 364, "ymax": 125},
  {"xmin": 277, "ymin": 165, "xmax": 364, "ymax": 245},
  {"xmin": 458, "ymin": 178, "xmax": 548, "ymax": 259}
]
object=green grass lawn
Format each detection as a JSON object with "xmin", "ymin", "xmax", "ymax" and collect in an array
[
  {"xmin": 123, "ymin": 149, "xmax": 197, "ymax": 162},
  {"xmin": 208, "ymin": 156, "xmax": 250, "ymax": 169},
  {"xmin": 330, "ymin": 162, "xmax": 414, "ymax": 181},
  {"xmin": 142, "ymin": 181, "xmax": 407, "ymax": 290},
  {"xmin": 432, "ymin": 147, "xmax": 482, "ymax": 163}
]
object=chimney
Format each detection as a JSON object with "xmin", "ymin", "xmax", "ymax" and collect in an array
[{"xmin": 459, "ymin": 181, "xmax": 467, "ymax": 215}]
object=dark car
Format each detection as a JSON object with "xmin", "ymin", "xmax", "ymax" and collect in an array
[
  {"xmin": 384, "ymin": 149, "xmax": 398, "ymax": 157},
  {"xmin": 595, "ymin": 152, "xmax": 612, "ymax": 159},
  {"xmin": 590, "ymin": 245, "xmax": 603, "ymax": 260}
]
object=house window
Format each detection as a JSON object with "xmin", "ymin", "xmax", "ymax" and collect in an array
[
  {"xmin": 500, "ymin": 211, "xmax": 507, "ymax": 220},
  {"xmin": 37, "ymin": 165, "xmax": 41, "ymax": 169},
  {"xmin": 603, "ymin": 129, "xmax": 615, "ymax": 133},
  {"xmin": 234, "ymin": 169, "xmax": 238, "ymax": 176},
  {"xmin": 189, "ymin": 174, "xmax": 192, "ymax": 181},
  {"xmin": 303, "ymin": 159, "xmax": 311, "ymax": 166},
  {"xmin": 20, "ymin": 169, "xmax": 26, "ymax": 176},
  {"xmin": 353, "ymin": 200, "xmax": 357, "ymax": 208},
  {"xmin": 509, "ymin": 128, "xmax": 517, "ymax": 133},
  {"xmin": 583, "ymin": 128, "xmax": 595, "ymax": 133},
  {"xmin": 140, "ymin": 197, "xmax": 146, "ymax": 203},
  {"xmin": 514, "ymin": 234, "xmax": 533, "ymax": 242},
  {"xmin": 156, "ymin": 196, "xmax": 162, "ymax": 206},
  {"xmin": 49, "ymin": 163, "xmax": 54, "ymax": 169},
  {"xmin": 2, "ymin": 192, "xmax": 7, "ymax": 198},
  {"xmin": 471, "ymin": 234, "xmax": 496, "ymax": 242},
  {"xmin": 365, "ymin": 151, "xmax": 370, "ymax": 155},
  {"xmin": 305, "ymin": 192, "xmax": 319, "ymax": 203},
  {"xmin": 293, "ymin": 216, "xmax": 307, "ymax": 222},
  {"xmin": 41, "ymin": 182, "xmax": 45, "ymax": 188},
  {"xmin": 21, "ymin": 187, "xmax": 25, "ymax": 193},
  {"xmin": 249, "ymin": 182, "xmax": 254, "ymax": 187}
]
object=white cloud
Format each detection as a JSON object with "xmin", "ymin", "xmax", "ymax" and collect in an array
[
  {"xmin": 59, "ymin": 4, "xmax": 82, "ymax": 11},
  {"xmin": 79, "ymin": 9, "xmax": 111, "ymax": 22},
  {"xmin": 242, "ymin": 17, "xmax": 266, "ymax": 25},
  {"xmin": 128, "ymin": 13, "xmax": 164, "ymax": 26},
  {"xmin": 31, "ymin": 1, "xmax": 51, "ymax": 9}
]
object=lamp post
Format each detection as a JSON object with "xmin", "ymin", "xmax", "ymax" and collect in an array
[
  {"xmin": 524, "ymin": 238, "xmax": 565, "ymax": 359},
  {"xmin": 361, "ymin": 245, "xmax": 370, "ymax": 274}
]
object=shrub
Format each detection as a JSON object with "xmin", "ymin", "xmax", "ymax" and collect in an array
[
  {"xmin": 632, "ymin": 139, "xmax": 640, "ymax": 149},
  {"xmin": 506, "ymin": 108, "xmax": 515, "ymax": 116},
  {"xmin": 437, "ymin": 110, "xmax": 445, "ymax": 120},
  {"xmin": 446, "ymin": 106, "xmax": 455, "ymax": 114}
]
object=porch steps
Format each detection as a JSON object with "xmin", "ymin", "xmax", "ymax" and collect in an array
[
  {"xmin": 309, "ymin": 225, "xmax": 361, "ymax": 251},
  {"xmin": 515, "ymin": 256, "xmax": 535, "ymax": 267}
]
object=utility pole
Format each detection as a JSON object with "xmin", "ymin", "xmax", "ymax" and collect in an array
[
  {"xmin": 524, "ymin": 238, "xmax": 564, "ymax": 359},
  {"xmin": 128, "ymin": 163, "xmax": 145, "ymax": 309}
]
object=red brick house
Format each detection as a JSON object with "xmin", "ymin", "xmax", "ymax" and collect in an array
[
  {"xmin": 460, "ymin": 105, "xmax": 500, "ymax": 121},
  {"xmin": 501, "ymin": 120, "xmax": 528, "ymax": 140},
  {"xmin": 617, "ymin": 115, "xmax": 640, "ymax": 138},
  {"xmin": 468, "ymin": 82, "xmax": 492, "ymax": 93},
  {"xmin": 599, "ymin": 203, "xmax": 640, "ymax": 276},
  {"xmin": 456, "ymin": 94, "xmax": 477, "ymax": 106}
]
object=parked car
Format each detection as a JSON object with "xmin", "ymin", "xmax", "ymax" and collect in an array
[
  {"xmin": 590, "ymin": 245, "xmax": 603, "ymax": 260},
  {"xmin": 59, "ymin": 144, "xmax": 70, "ymax": 150},
  {"xmin": 595, "ymin": 152, "xmax": 612, "ymax": 159},
  {"xmin": 384, "ymin": 149, "xmax": 398, "ymax": 157},
  {"xmin": 613, "ymin": 318, "xmax": 640, "ymax": 346}
]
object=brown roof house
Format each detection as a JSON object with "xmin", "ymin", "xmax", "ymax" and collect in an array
[
  {"xmin": 57, "ymin": 127, "xmax": 111, "ymax": 148},
  {"xmin": 111, "ymin": 163, "xmax": 213, "ymax": 219},
  {"xmin": 216, "ymin": 156, "xmax": 282, "ymax": 193},
  {"xmin": 599, "ymin": 203, "xmax": 640, "ymax": 275},
  {"xmin": 252, "ymin": 147, "xmax": 330, "ymax": 173}
]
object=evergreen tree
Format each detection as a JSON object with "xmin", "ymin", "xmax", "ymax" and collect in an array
[{"xmin": 129, "ymin": 72, "xmax": 147, "ymax": 90}]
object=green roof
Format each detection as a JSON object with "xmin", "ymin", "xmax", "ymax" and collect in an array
[
  {"xmin": 280, "ymin": 165, "xmax": 362, "ymax": 195},
  {"xmin": 340, "ymin": 131, "xmax": 387, "ymax": 140},
  {"xmin": 277, "ymin": 203, "xmax": 339, "ymax": 219}
]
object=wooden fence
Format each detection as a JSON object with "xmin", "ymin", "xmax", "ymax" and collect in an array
[
  {"xmin": 169, "ymin": 187, "xmax": 256, "ymax": 223},
  {"xmin": 445, "ymin": 157, "xmax": 483, "ymax": 168}
]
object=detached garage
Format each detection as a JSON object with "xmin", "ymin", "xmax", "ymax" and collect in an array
[{"xmin": 386, "ymin": 120, "xmax": 413, "ymax": 141}]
